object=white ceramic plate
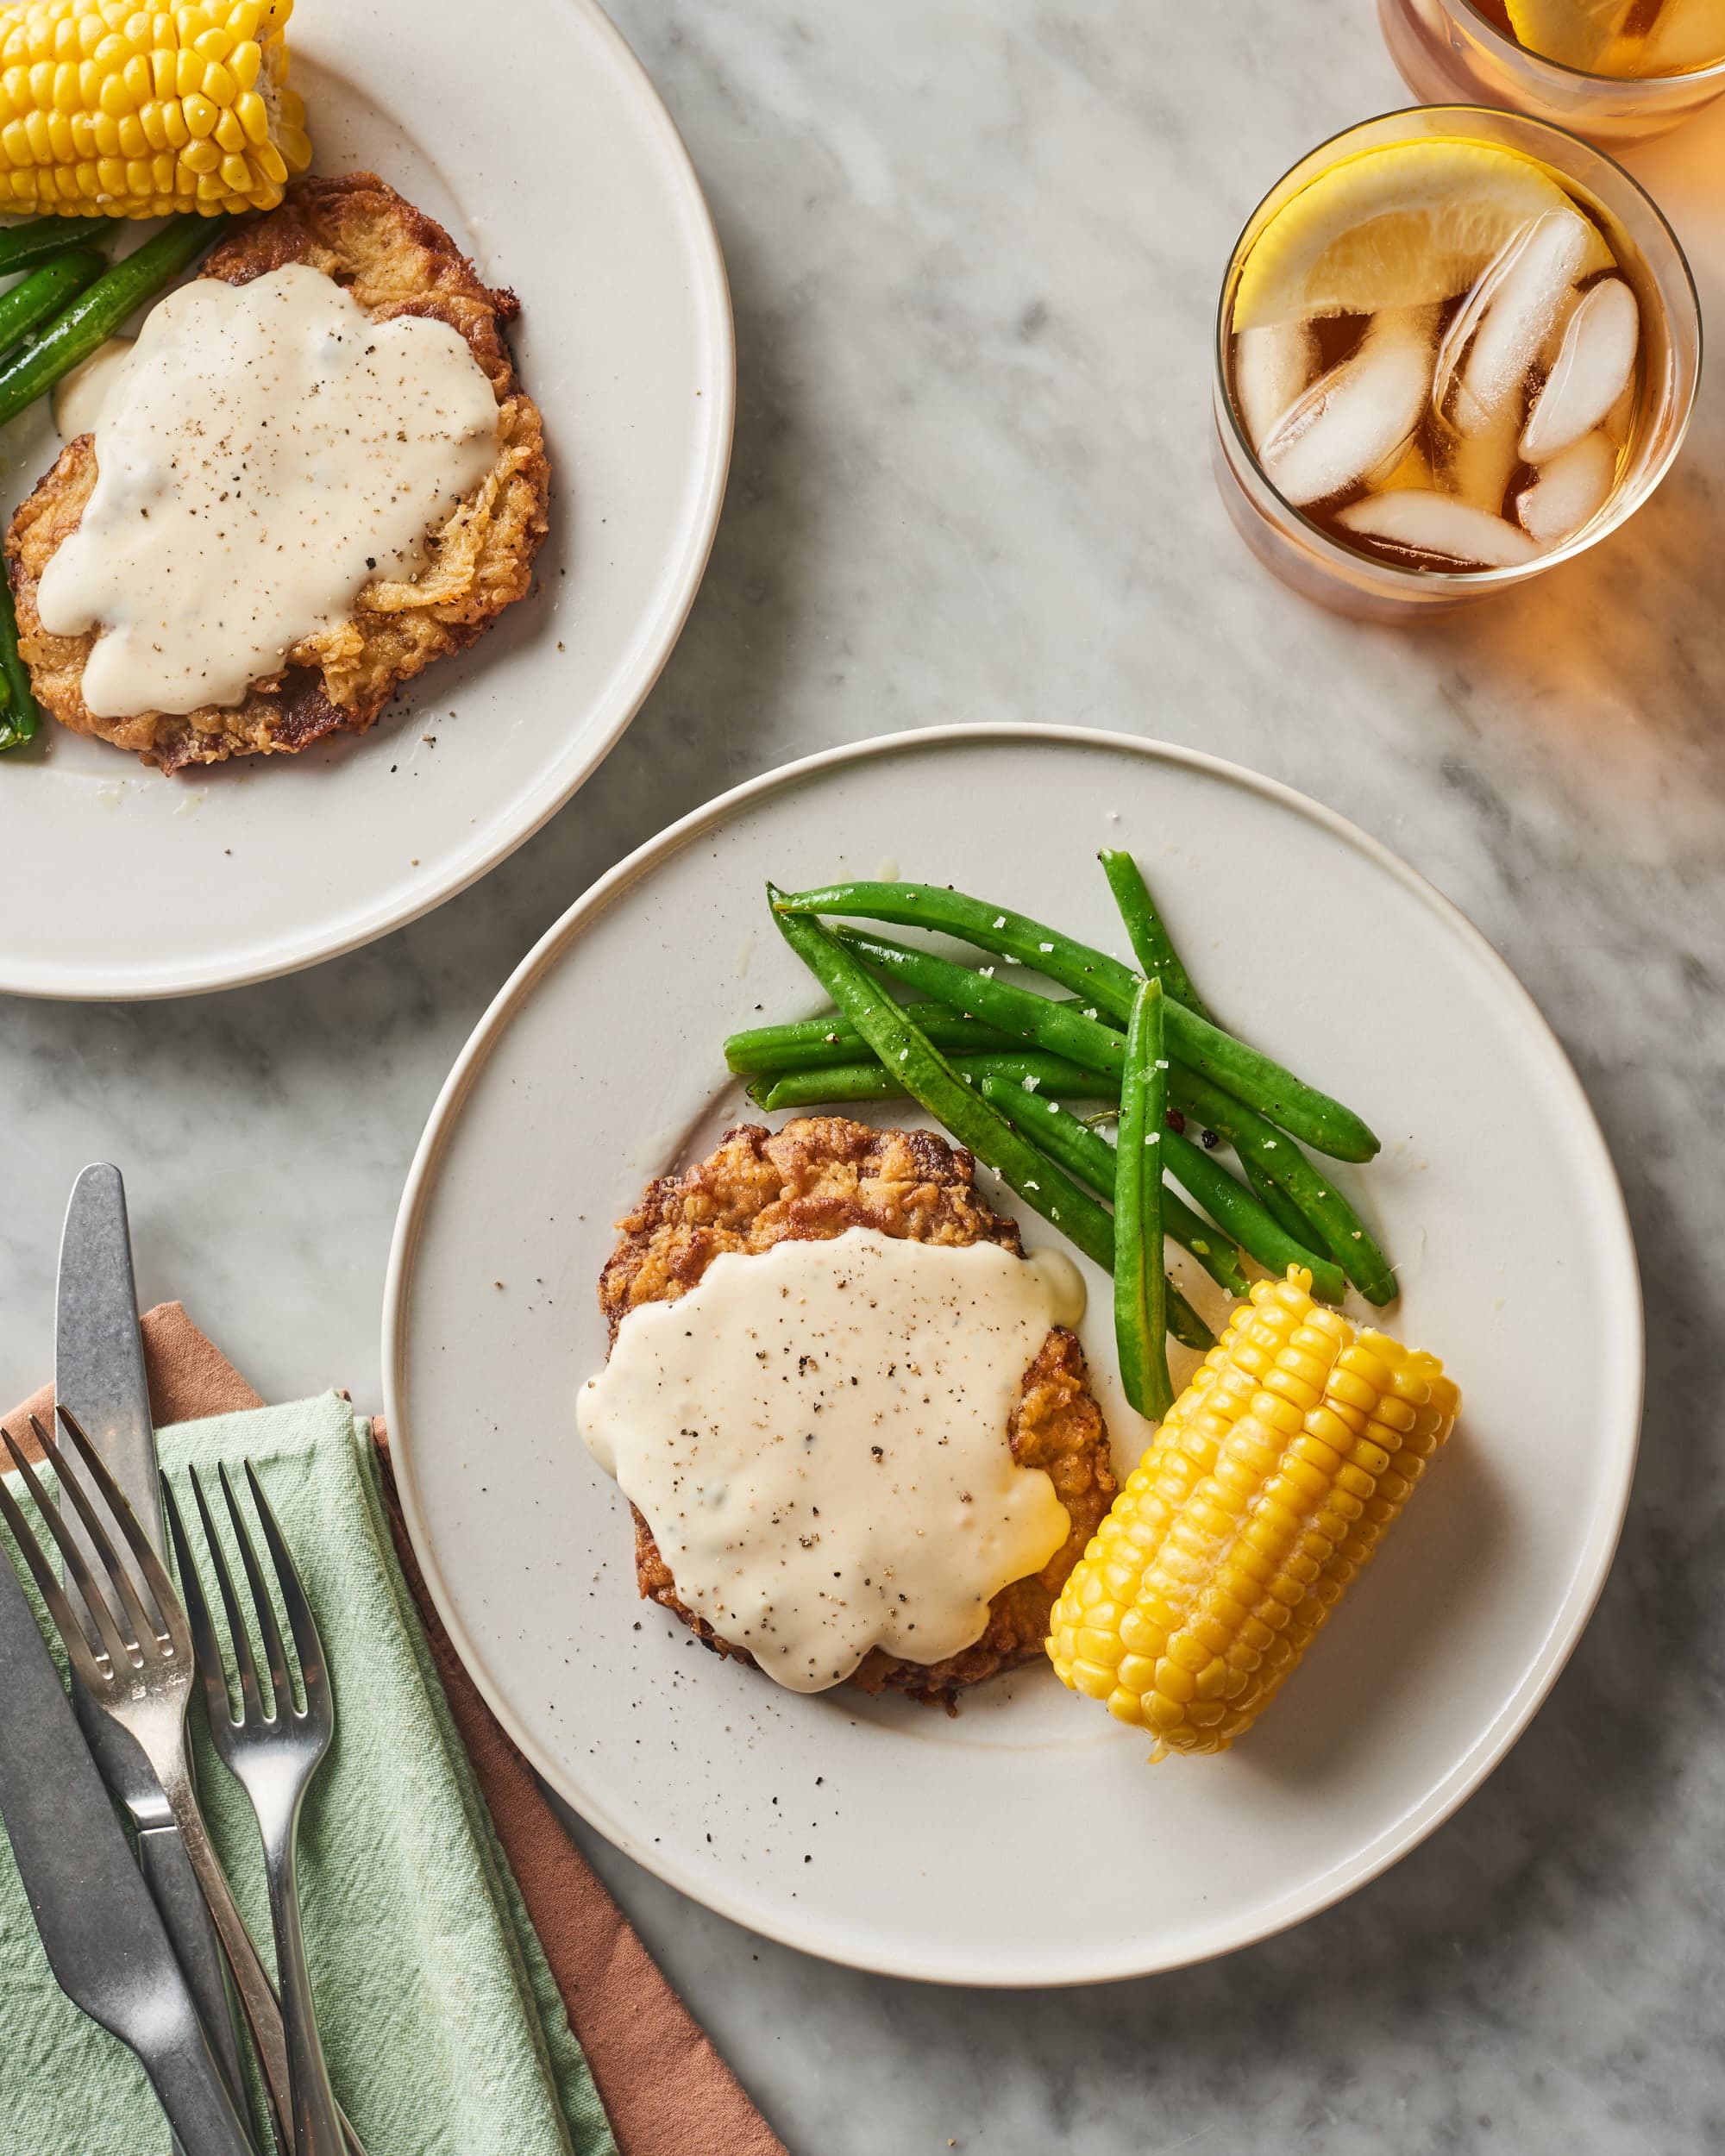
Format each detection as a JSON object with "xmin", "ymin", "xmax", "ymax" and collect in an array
[
  {"xmin": 384, "ymin": 726, "xmax": 1642, "ymax": 1986},
  {"xmin": 0, "ymin": 0, "xmax": 731, "ymax": 1000}
]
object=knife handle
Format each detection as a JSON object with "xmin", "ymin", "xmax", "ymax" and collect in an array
[
  {"xmin": 137, "ymin": 1824, "xmax": 251, "ymax": 2116},
  {"xmin": 141, "ymin": 1994, "xmax": 261, "ymax": 2156}
]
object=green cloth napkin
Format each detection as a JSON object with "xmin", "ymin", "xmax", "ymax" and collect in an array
[{"xmin": 0, "ymin": 1392, "xmax": 618, "ymax": 2156}]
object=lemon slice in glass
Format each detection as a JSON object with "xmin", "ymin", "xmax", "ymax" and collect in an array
[
  {"xmin": 1233, "ymin": 141, "xmax": 1615, "ymax": 331},
  {"xmin": 1502, "ymin": 0, "xmax": 1634, "ymax": 71}
]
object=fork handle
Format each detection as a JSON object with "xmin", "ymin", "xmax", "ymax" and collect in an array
[
  {"xmin": 265, "ymin": 1821, "xmax": 346, "ymax": 2156},
  {"xmin": 155, "ymin": 1752, "xmax": 371, "ymax": 2156}
]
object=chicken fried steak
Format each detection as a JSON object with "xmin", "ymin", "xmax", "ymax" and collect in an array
[
  {"xmin": 599, "ymin": 1117, "xmax": 1116, "ymax": 1708},
  {"xmin": 6, "ymin": 172, "xmax": 549, "ymax": 771}
]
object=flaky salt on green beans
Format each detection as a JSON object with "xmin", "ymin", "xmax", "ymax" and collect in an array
[
  {"xmin": 773, "ymin": 886, "xmax": 1379, "ymax": 1164},
  {"xmin": 976, "ymin": 1077, "xmax": 1249, "ymax": 1299},
  {"xmin": 766, "ymin": 888, "xmax": 1214, "ymax": 1352},
  {"xmin": 1113, "ymin": 978, "xmax": 1175, "ymax": 1420},
  {"xmin": 750, "ymin": 1050, "xmax": 1113, "ymax": 1113},
  {"xmin": 1167, "ymin": 1062, "xmax": 1396, "ymax": 1306},
  {"xmin": 1097, "ymin": 850, "xmax": 1214, "ymax": 1022}
]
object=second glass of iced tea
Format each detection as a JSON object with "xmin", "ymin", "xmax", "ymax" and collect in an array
[
  {"xmin": 1213, "ymin": 107, "xmax": 1700, "ymax": 619},
  {"xmin": 1381, "ymin": 0, "xmax": 1725, "ymax": 146}
]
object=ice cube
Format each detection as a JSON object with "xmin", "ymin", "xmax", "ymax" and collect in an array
[
  {"xmin": 1453, "ymin": 210, "xmax": 1597, "ymax": 424},
  {"xmin": 1515, "ymin": 430, "xmax": 1617, "ymax": 547},
  {"xmin": 1258, "ymin": 305, "xmax": 1437, "ymax": 507},
  {"xmin": 1518, "ymin": 278, "xmax": 1640, "ymax": 462},
  {"xmin": 1431, "ymin": 220, "xmax": 1540, "ymax": 423},
  {"xmin": 1336, "ymin": 489, "xmax": 1540, "ymax": 567},
  {"xmin": 1234, "ymin": 322, "xmax": 1319, "ymax": 453}
]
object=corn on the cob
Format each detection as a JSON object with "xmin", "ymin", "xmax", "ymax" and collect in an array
[
  {"xmin": 0, "ymin": 0, "xmax": 310, "ymax": 219},
  {"xmin": 1047, "ymin": 1269, "xmax": 1459, "ymax": 1758}
]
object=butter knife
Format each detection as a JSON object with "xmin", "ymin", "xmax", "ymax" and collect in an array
[
  {"xmin": 0, "ymin": 1526, "xmax": 258, "ymax": 2155},
  {"xmin": 55, "ymin": 1163, "xmax": 249, "ymax": 2118}
]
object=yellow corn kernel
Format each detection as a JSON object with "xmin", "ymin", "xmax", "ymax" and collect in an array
[
  {"xmin": 1048, "ymin": 1271, "xmax": 1459, "ymax": 1760},
  {"xmin": 0, "ymin": 0, "xmax": 304, "ymax": 211}
]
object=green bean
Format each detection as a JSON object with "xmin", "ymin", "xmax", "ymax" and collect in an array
[
  {"xmin": 831, "ymin": 918, "xmax": 1377, "ymax": 1163},
  {"xmin": 1160, "ymin": 1125, "xmax": 1346, "ymax": 1303},
  {"xmin": 1241, "ymin": 1150, "xmax": 1335, "ymax": 1258},
  {"xmin": 1098, "ymin": 849, "xmax": 1213, "ymax": 1021},
  {"xmin": 837, "ymin": 926, "xmax": 1124, "ymax": 1072},
  {"xmin": 768, "ymin": 890, "xmax": 1122, "ymax": 1270},
  {"xmin": 1115, "ymin": 980, "xmax": 1174, "ymax": 1418},
  {"xmin": 780, "ymin": 878, "xmax": 1141, "ymax": 1014},
  {"xmin": 0, "ymin": 216, "xmax": 113, "ymax": 279},
  {"xmin": 0, "ymin": 248, "xmax": 104, "ymax": 364},
  {"xmin": 978, "ymin": 1079, "xmax": 1249, "ymax": 1297},
  {"xmin": 1167, "ymin": 1063, "xmax": 1396, "ymax": 1306},
  {"xmin": 724, "ymin": 1007, "xmax": 1020, "ymax": 1075},
  {"xmin": 766, "ymin": 891, "xmax": 1214, "ymax": 1351},
  {"xmin": 0, "ymin": 215, "xmax": 218, "ymax": 430},
  {"xmin": 0, "ymin": 578, "xmax": 38, "ymax": 752},
  {"xmin": 787, "ymin": 882, "xmax": 1376, "ymax": 1161},
  {"xmin": 750, "ymin": 1052, "xmax": 1114, "ymax": 1113}
]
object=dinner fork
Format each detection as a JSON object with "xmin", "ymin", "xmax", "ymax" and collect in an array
[
  {"xmin": 160, "ymin": 1463, "xmax": 345, "ymax": 2156},
  {"xmin": 0, "ymin": 1411, "xmax": 367, "ymax": 2156}
]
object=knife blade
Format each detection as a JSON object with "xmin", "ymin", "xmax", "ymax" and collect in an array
[
  {"xmin": 0, "ymin": 1533, "xmax": 259, "ymax": 2155},
  {"xmin": 55, "ymin": 1163, "xmax": 250, "ymax": 2122}
]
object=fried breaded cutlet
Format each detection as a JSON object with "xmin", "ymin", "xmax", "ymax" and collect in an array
[
  {"xmin": 599, "ymin": 1117, "xmax": 1117, "ymax": 1709},
  {"xmin": 5, "ymin": 172, "xmax": 549, "ymax": 772}
]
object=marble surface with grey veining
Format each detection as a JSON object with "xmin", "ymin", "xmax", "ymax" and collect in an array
[{"xmin": 4, "ymin": 4, "xmax": 1725, "ymax": 2151}]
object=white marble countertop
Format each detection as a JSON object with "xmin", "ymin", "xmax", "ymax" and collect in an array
[{"xmin": 3, "ymin": 4, "xmax": 1722, "ymax": 2150}]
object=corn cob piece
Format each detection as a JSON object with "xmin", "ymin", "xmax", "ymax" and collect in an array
[
  {"xmin": 0, "ymin": 0, "xmax": 310, "ymax": 219},
  {"xmin": 1047, "ymin": 1269, "xmax": 1459, "ymax": 1758}
]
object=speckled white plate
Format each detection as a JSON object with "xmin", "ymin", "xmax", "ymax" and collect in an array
[
  {"xmin": 384, "ymin": 725, "xmax": 1642, "ymax": 1986},
  {"xmin": 0, "ymin": 0, "xmax": 731, "ymax": 1000}
]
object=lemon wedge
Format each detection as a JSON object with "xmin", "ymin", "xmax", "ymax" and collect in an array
[
  {"xmin": 1233, "ymin": 141, "xmax": 1615, "ymax": 331},
  {"xmin": 1502, "ymin": 0, "xmax": 1634, "ymax": 70}
]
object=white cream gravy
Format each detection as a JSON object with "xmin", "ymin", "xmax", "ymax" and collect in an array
[
  {"xmin": 36, "ymin": 262, "xmax": 499, "ymax": 718},
  {"xmin": 578, "ymin": 1228, "xmax": 1082, "ymax": 1694},
  {"xmin": 52, "ymin": 335, "xmax": 135, "ymax": 442}
]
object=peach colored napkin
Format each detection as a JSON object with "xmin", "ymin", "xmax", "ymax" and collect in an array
[{"xmin": 8, "ymin": 1304, "xmax": 785, "ymax": 2156}]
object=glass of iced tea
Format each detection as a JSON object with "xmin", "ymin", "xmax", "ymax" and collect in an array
[
  {"xmin": 1380, "ymin": 0, "xmax": 1725, "ymax": 145},
  {"xmin": 1212, "ymin": 107, "xmax": 1700, "ymax": 620}
]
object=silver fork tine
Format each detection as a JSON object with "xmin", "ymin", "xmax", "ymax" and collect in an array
[
  {"xmin": 160, "ymin": 1476, "xmax": 235, "ymax": 1732},
  {"xmin": 217, "ymin": 1462, "xmax": 292, "ymax": 1719},
  {"xmin": 243, "ymin": 1461, "xmax": 326, "ymax": 1714},
  {"xmin": 0, "ymin": 1438, "xmax": 112, "ymax": 1691},
  {"xmin": 53, "ymin": 1407, "xmax": 188, "ymax": 1660},
  {"xmin": 0, "ymin": 1423, "xmax": 135, "ymax": 1677},
  {"xmin": 188, "ymin": 1467, "xmax": 265, "ymax": 1727},
  {"xmin": 28, "ymin": 1415, "xmax": 159, "ymax": 1659}
]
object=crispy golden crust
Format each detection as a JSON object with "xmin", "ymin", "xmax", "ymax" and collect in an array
[
  {"xmin": 605, "ymin": 1118, "xmax": 1116, "ymax": 1708},
  {"xmin": 4, "ymin": 172, "xmax": 549, "ymax": 772}
]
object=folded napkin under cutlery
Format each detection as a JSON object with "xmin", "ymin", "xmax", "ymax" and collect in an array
[{"xmin": 3, "ymin": 1313, "xmax": 783, "ymax": 2156}]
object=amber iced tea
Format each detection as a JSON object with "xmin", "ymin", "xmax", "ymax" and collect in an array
[
  {"xmin": 1468, "ymin": 0, "xmax": 1725, "ymax": 78},
  {"xmin": 1223, "ymin": 141, "xmax": 1651, "ymax": 574}
]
